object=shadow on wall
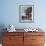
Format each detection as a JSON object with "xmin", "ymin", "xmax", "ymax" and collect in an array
[{"xmin": 0, "ymin": 24, "xmax": 7, "ymax": 43}]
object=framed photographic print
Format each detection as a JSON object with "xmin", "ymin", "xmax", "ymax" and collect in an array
[{"xmin": 19, "ymin": 5, "xmax": 34, "ymax": 23}]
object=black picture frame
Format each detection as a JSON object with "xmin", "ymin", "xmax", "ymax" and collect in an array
[{"xmin": 19, "ymin": 5, "xmax": 34, "ymax": 23}]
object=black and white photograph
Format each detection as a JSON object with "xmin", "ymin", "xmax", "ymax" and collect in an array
[{"xmin": 19, "ymin": 5, "xmax": 34, "ymax": 23}]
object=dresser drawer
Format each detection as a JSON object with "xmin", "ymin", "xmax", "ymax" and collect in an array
[
  {"xmin": 32, "ymin": 36, "xmax": 45, "ymax": 44},
  {"xmin": 24, "ymin": 32, "xmax": 44, "ymax": 36},
  {"xmin": 32, "ymin": 44, "xmax": 44, "ymax": 46},
  {"xmin": 3, "ymin": 35, "xmax": 23, "ymax": 44},
  {"xmin": 3, "ymin": 32, "xmax": 23, "ymax": 36},
  {"xmin": 3, "ymin": 42, "xmax": 23, "ymax": 46}
]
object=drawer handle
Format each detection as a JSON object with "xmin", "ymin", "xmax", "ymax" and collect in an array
[
  {"xmin": 9, "ymin": 38, "xmax": 12, "ymax": 40},
  {"xmin": 32, "ymin": 39, "xmax": 36, "ymax": 40},
  {"xmin": 9, "ymin": 38, "xmax": 13, "ymax": 40}
]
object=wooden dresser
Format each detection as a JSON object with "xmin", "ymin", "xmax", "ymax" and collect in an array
[{"xmin": 2, "ymin": 32, "xmax": 45, "ymax": 46}]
